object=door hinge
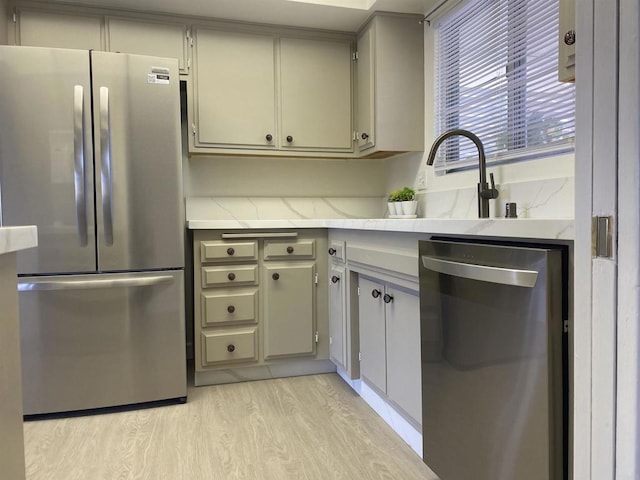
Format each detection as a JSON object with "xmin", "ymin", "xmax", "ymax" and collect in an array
[
  {"xmin": 329, "ymin": 336, "xmax": 333, "ymax": 345},
  {"xmin": 187, "ymin": 58, "xmax": 191, "ymax": 70},
  {"xmin": 315, "ymin": 331, "xmax": 319, "ymax": 343},
  {"xmin": 563, "ymin": 319, "xmax": 569, "ymax": 334},
  {"xmin": 314, "ymin": 273, "xmax": 318, "ymax": 285},
  {"xmin": 592, "ymin": 216, "xmax": 614, "ymax": 258},
  {"xmin": 357, "ymin": 286, "xmax": 361, "ymax": 296},
  {"xmin": 192, "ymin": 123, "xmax": 196, "ymax": 135},
  {"xmin": 352, "ymin": 131, "xmax": 358, "ymax": 142},
  {"xmin": 352, "ymin": 51, "xmax": 359, "ymax": 61},
  {"xmin": 358, "ymin": 351, "xmax": 362, "ymax": 361},
  {"xmin": 12, "ymin": 9, "xmax": 17, "ymax": 23}
]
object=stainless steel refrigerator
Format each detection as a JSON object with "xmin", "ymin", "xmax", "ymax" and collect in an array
[{"xmin": 0, "ymin": 46, "xmax": 187, "ymax": 415}]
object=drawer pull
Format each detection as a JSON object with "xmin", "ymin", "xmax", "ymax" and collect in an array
[
  {"xmin": 227, "ymin": 344, "xmax": 235, "ymax": 353},
  {"xmin": 227, "ymin": 305, "xmax": 235, "ymax": 313},
  {"xmin": 383, "ymin": 293, "xmax": 394, "ymax": 304},
  {"xmin": 227, "ymin": 247, "xmax": 235, "ymax": 256},
  {"xmin": 328, "ymin": 248, "xmax": 336, "ymax": 255},
  {"xmin": 272, "ymin": 273, "xmax": 280, "ymax": 281},
  {"xmin": 228, "ymin": 273, "xmax": 236, "ymax": 281},
  {"xmin": 287, "ymin": 246, "xmax": 294, "ymax": 254},
  {"xmin": 331, "ymin": 275, "xmax": 340, "ymax": 284},
  {"xmin": 371, "ymin": 289, "xmax": 381, "ymax": 299}
]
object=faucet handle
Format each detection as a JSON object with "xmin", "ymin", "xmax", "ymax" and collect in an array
[{"xmin": 480, "ymin": 173, "xmax": 500, "ymax": 199}]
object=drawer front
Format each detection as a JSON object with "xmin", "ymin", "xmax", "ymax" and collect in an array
[
  {"xmin": 200, "ymin": 240, "xmax": 258, "ymax": 262},
  {"xmin": 201, "ymin": 328, "xmax": 258, "ymax": 365},
  {"xmin": 202, "ymin": 265, "xmax": 258, "ymax": 287},
  {"xmin": 201, "ymin": 289, "xmax": 258, "ymax": 326},
  {"xmin": 328, "ymin": 240, "xmax": 346, "ymax": 262},
  {"xmin": 264, "ymin": 239, "xmax": 315, "ymax": 260}
]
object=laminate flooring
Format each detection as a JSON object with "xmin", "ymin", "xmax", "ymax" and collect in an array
[{"xmin": 23, "ymin": 373, "xmax": 439, "ymax": 480}]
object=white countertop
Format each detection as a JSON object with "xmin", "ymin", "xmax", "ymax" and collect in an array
[
  {"xmin": 187, "ymin": 218, "xmax": 574, "ymax": 241},
  {"xmin": 0, "ymin": 226, "xmax": 38, "ymax": 255}
]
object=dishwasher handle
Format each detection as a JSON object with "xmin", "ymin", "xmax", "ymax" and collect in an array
[{"xmin": 421, "ymin": 255, "xmax": 538, "ymax": 288}]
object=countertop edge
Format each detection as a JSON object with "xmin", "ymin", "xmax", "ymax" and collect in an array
[
  {"xmin": 0, "ymin": 226, "xmax": 38, "ymax": 255},
  {"xmin": 186, "ymin": 218, "xmax": 575, "ymax": 241}
]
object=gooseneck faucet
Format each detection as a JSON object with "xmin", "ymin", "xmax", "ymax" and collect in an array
[{"xmin": 426, "ymin": 129, "xmax": 499, "ymax": 218}]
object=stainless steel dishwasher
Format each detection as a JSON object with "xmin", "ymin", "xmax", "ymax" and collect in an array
[{"xmin": 419, "ymin": 239, "xmax": 567, "ymax": 480}]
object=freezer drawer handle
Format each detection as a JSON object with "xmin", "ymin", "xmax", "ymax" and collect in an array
[
  {"xmin": 73, "ymin": 85, "xmax": 88, "ymax": 246},
  {"xmin": 100, "ymin": 86, "xmax": 114, "ymax": 246},
  {"xmin": 18, "ymin": 275, "xmax": 174, "ymax": 291},
  {"xmin": 421, "ymin": 255, "xmax": 538, "ymax": 288}
]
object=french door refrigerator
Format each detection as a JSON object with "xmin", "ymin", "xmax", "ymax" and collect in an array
[{"xmin": 0, "ymin": 46, "xmax": 187, "ymax": 415}]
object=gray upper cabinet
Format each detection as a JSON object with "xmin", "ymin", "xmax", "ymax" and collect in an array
[
  {"xmin": 15, "ymin": 9, "xmax": 103, "ymax": 50},
  {"xmin": 192, "ymin": 28, "xmax": 277, "ymax": 150},
  {"xmin": 356, "ymin": 14, "xmax": 424, "ymax": 157},
  {"xmin": 190, "ymin": 26, "xmax": 354, "ymax": 156},
  {"xmin": 279, "ymin": 37, "xmax": 352, "ymax": 152},
  {"xmin": 106, "ymin": 18, "xmax": 189, "ymax": 74}
]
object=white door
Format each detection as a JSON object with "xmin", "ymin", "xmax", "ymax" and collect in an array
[{"xmin": 575, "ymin": 0, "xmax": 640, "ymax": 478}]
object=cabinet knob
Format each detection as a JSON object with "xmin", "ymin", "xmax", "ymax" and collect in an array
[
  {"xmin": 227, "ymin": 247, "xmax": 235, "ymax": 256},
  {"xmin": 228, "ymin": 272, "xmax": 236, "ymax": 281},
  {"xmin": 361, "ymin": 132, "xmax": 369, "ymax": 140},
  {"xmin": 227, "ymin": 344, "xmax": 235, "ymax": 353},
  {"xmin": 272, "ymin": 273, "xmax": 280, "ymax": 281},
  {"xmin": 383, "ymin": 293, "xmax": 394, "ymax": 304},
  {"xmin": 328, "ymin": 248, "xmax": 336, "ymax": 255},
  {"xmin": 266, "ymin": 134, "xmax": 273, "ymax": 142},
  {"xmin": 331, "ymin": 275, "xmax": 340, "ymax": 284},
  {"xmin": 227, "ymin": 305, "xmax": 235, "ymax": 313},
  {"xmin": 286, "ymin": 246, "xmax": 294, "ymax": 254},
  {"xmin": 564, "ymin": 30, "xmax": 576, "ymax": 46},
  {"xmin": 371, "ymin": 289, "xmax": 381, "ymax": 298},
  {"xmin": 286, "ymin": 135, "xmax": 293, "ymax": 143}
]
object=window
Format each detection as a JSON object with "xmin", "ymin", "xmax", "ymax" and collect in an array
[{"xmin": 433, "ymin": 0, "xmax": 575, "ymax": 172}]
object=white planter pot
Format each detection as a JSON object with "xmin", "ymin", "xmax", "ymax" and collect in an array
[
  {"xmin": 388, "ymin": 202, "xmax": 399, "ymax": 215},
  {"xmin": 400, "ymin": 200, "xmax": 418, "ymax": 215}
]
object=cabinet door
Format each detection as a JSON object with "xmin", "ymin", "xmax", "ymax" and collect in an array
[
  {"xmin": 358, "ymin": 276, "xmax": 386, "ymax": 393},
  {"xmin": 356, "ymin": 24, "xmax": 375, "ymax": 151},
  {"xmin": 193, "ymin": 29, "xmax": 276, "ymax": 149},
  {"xmin": 280, "ymin": 37, "xmax": 352, "ymax": 152},
  {"xmin": 328, "ymin": 265, "xmax": 347, "ymax": 369},
  {"xmin": 263, "ymin": 263, "xmax": 316, "ymax": 358},
  {"xmin": 385, "ymin": 285, "xmax": 422, "ymax": 425},
  {"xmin": 17, "ymin": 10, "xmax": 103, "ymax": 50},
  {"xmin": 107, "ymin": 18, "xmax": 188, "ymax": 74}
]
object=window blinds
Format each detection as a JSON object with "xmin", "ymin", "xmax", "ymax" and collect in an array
[{"xmin": 433, "ymin": 0, "xmax": 576, "ymax": 171}]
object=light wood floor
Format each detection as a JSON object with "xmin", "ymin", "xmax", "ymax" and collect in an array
[{"xmin": 23, "ymin": 373, "xmax": 438, "ymax": 480}]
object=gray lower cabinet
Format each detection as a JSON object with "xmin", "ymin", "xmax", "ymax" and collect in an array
[
  {"xmin": 193, "ymin": 230, "xmax": 329, "ymax": 386},
  {"xmin": 263, "ymin": 262, "xmax": 316, "ymax": 358},
  {"xmin": 328, "ymin": 263, "xmax": 347, "ymax": 370},
  {"xmin": 358, "ymin": 275, "xmax": 422, "ymax": 426}
]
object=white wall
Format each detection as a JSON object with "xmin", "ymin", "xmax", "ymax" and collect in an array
[
  {"xmin": 0, "ymin": 0, "xmax": 8, "ymax": 44},
  {"xmin": 394, "ymin": 17, "xmax": 576, "ymax": 219},
  {"xmin": 185, "ymin": 155, "xmax": 387, "ymax": 198}
]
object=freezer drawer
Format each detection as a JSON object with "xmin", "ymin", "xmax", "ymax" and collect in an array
[{"xmin": 18, "ymin": 270, "xmax": 187, "ymax": 415}]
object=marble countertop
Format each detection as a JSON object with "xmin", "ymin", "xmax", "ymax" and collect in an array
[
  {"xmin": 187, "ymin": 218, "xmax": 574, "ymax": 241},
  {"xmin": 0, "ymin": 226, "xmax": 38, "ymax": 255}
]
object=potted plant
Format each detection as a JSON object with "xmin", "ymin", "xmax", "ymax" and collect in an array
[
  {"xmin": 397, "ymin": 186, "xmax": 417, "ymax": 215},
  {"xmin": 387, "ymin": 189, "xmax": 401, "ymax": 216}
]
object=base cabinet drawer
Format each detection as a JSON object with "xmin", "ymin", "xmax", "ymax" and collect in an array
[
  {"xmin": 201, "ymin": 328, "xmax": 258, "ymax": 366},
  {"xmin": 201, "ymin": 289, "xmax": 258, "ymax": 326},
  {"xmin": 264, "ymin": 239, "xmax": 315, "ymax": 259},
  {"xmin": 200, "ymin": 240, "xmax": 258, "ymax": 262},
  {"xmin": 202, "ymin": 265, "xmax": 258, "ymax": 287}
]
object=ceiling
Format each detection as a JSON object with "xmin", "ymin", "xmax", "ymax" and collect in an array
[{"xmin": 42, "ymin": 0, "xmax": 436, "ymax": 32}]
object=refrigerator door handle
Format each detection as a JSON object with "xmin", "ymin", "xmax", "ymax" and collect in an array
[
  {"xmin": 18, "ymin": 274, "xmax": 174, "ymax": 292},
  {"xmin": 99, "ymin": 86, "xmax": 114, "ymax": 246},
  {"xmin": 421, "ymin": 255, "xmax": 539, "ymax": 288},
  {"xmin": 73, "ymin": 85, "xmax": 88, "ymax": 246}
]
